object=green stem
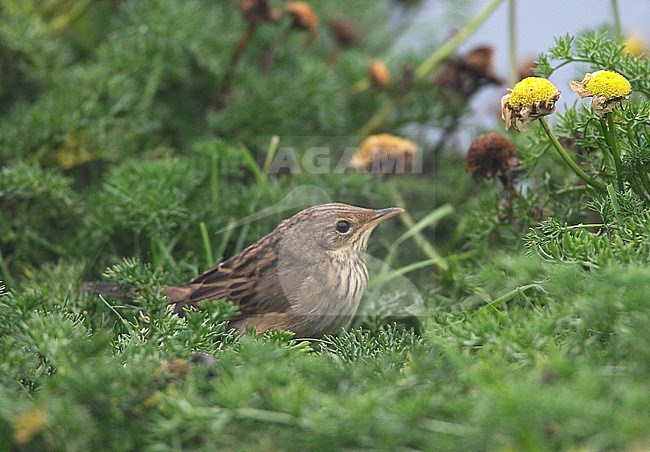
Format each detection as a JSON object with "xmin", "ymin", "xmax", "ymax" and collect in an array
[
  {"xmin": 391, "ymin": 188, "xmax": 448, "ymax": 271},
  {"xmin": 369, "ymin": 258, "xmax": 440, "ymax": 288},
  {"xmin": 474, "ymin": 284, "xmax": 546, "ymax": 314},
  {"xmin": 604, "ymin": 114, "xmax": 624, "ymax": 191},
  {"xmin": 357, "ymin": 102, "xmax": 394, "ymax": 136},
  {"xmin": 215, "ymin": 219, "xmax": 237, "ymax": 262},
  {"xmin": 607, "ymin": 183, "xmax": 624, "ymax": 226},
  {"xmin": 209, "ymin": 147, "xmax": 220, "ymax": 207},
  {"xmin": 149, "ymin": 236, "xmax": 158, "ymax": 267},
  {"xmin": 507, "ymin": 0, "xmax": 517, "ymax": 85},
  {"xmin": 415, "ymin": 0, "xmax": 503, "ymax": 79},
  {"xmin": 610, "ymin": 0, "xmax": 622, "ymax": 42},
  {"xmin": 356, "ymin": 0, "xmax": 503, "ymax": 135},
  {"xmin": 539, "ymin": 118, "xmax": 606, "ymax": 192},
  {"xmin": 263, "ymin": 135, "xmax": 280, "ymax": 174},
  {"xmin": 638, "ymin": 171, "xmax": 650, "ymax": 202},
  {"xmin": 381, "ymin": 203, "xmax": 453, "ymax": 272},
  {"xmin": 199, "ymin": 222, "xmax": 214, "ymax": 268}
]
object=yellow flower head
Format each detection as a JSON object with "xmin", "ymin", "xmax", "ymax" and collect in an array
[
  {"xmin": 507, "ymin": 77, "xmax": 559, "ymax": 107},
  {"xmin": 622, "ymin": 34, "xmax": 647, "ymax": 57},
  {"xmin": 570, "ymin": 70, "xmax": 632, "ymax": 115},
  {"xmin": 585, "ymin": 71, "xmax": 631, "ymax": 99},
  {"xmin": 351, "ymin": 134, "xmax": 418, "ymax": 174},
  {"xmin": 501, "ymin": 77, "xmax": 561, "ymax": 132},
  {"xmin": 369, "ymin": 59, "xmax": 391, "ymax": 89}
]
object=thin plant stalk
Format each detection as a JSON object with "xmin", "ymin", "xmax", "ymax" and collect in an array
[
  {"xmin": 215, "ymin": 219, "xmax": 237, "ymax": 262},
  {"xmin": 209, "ymin": 148, "xmax": 220, "ymax": 207},
  {"xmin": 218, "ymin": 23, "xmax": 258, "ymax": 102},
  {"xmin": 369, "ymin": 258, "xmax": 440, "ymax": 288},
  {"xmin": 262, "ymin": 26, "xmax": 291, "ymax": 72},
  {"xmin": 602, "ymin": 114, "xmax": 624, "ymax": 191},
  {"xmin": 356, "ymin": 0, "xmax": 503, "ymax": 135},
  {"xmin": 539, "ymin": 117, "xmax": 607, "ymax": 192},
  {"xmin": 610, "ymin": 0, "xmax": 622, "ymax": 42},
  {"xmin": 233, "ymin": 222, "xmax": 251, "ymax": 255},
  {"xmin": 263, "ymin": 136, "xmax": 280, "ymax": 174},
  {"xmin": 391, "ymin": 188, "xmax": 448, "ymax": 271},
  {"xmin": 199, "ymin": 222, "xmax": 214, "ymax": 268},
  {"xmin": 507, "ymin": 0, "xmax": 517, "ymax": 85},
  {"xmin": 607, "ymin": 183, "xmax": 624, "ymax": 225},
  {"xmin": 639, "ymin": 171, "xmax": 650, "ymax": 200},
  {"xmin": 414, "ymin": 0, "xmax": 502, "ymax": 79},
  {"xmin": 381, "ymin": 203, "xmax": 453, "ymax": 273}
]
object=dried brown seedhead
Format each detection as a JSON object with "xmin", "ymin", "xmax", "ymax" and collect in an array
[
  {"xmin": 329, "ymin": 17, "xmax": 360, "ymax": 47},
  {"xmin": 466, "ymin": 133, "xmax": 520, "ymax": 190},
  {"xmin": 433, "ymin": 45, "xmax": 502, "ymax": 96},
  {"xmin": 237, "ymin": 0, "xmax": 281, "ymax": 24},
  {"xmin": 464, "ymin": 45, "xmax": 496, "ymax": 76}
]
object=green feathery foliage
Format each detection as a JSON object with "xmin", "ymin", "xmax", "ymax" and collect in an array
[{"xmin": 1, "ymin": 1, "xmax": 649, "ymax": 449}]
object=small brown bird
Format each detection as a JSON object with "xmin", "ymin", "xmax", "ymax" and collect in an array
[{"xmin": 87, "ymin": 203, "xmax": 403, "ymax": 337}]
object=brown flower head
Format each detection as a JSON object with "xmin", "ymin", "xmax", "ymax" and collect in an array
[
  {"xmin": 464, "ymin": 45, "xmax": 496, "ymax": 76},
  {"xmin": 329, "ymin": 17, "xmax": 360, "ymax": 47},
  {"xmin": 351, "ymin": 134, "xmax": 418, "ymax": 174},
  {"xmin": 237, "ymin": 0, "xmax": 281, "ymax": 24},
  {"xmin": 569, "ymin": 70, "xmax": 632, "ymax": 115},
  {"xmin": 369, "ymin": 59, "xmax": 391, "ymax": 89},
  {"xmin": 433, "ymin": 45, "xmax": 502, "ymax": 96},
  {"xmin": 285, "ymin": 2, "xmax": 318, "ymax": 46},
  {"xmin": 501, "ymin": 77, "xmax": 561, "ymax": 131},
  {"xmin": 466, "ymin": 133, "xmax": 520, "ymax": 189}
]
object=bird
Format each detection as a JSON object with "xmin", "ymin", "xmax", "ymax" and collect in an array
[{"xmin": 86, "ymin": 203, "xmax": 404, "ymax": 337}]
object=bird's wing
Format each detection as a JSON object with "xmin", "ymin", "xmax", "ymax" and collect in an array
[{"xmin": 177, "ymin": 243, "xmax": 290, "ymax": 316}]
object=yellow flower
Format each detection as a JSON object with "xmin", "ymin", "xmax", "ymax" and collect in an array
[
  {"xmin": 501, "ymin": 77, "xmax": 561, "ymax": 132},
  {"xmin": 622, "ymin": 34, "xmax": 647, "ymax": 57},
  {"xmin": 569, "ymin": 70, "xmax": 632, "ymax": 115},
  {"xmin": 351, "ymin": 134, "xmax": 418, "ymax": 174},
  {"xmin": 585, "ymin": 71, "xmax": 631, "ymax": 99},
  {"xmin": 507, "ymin": 77, "xmax": 558, "ymax": 106}
]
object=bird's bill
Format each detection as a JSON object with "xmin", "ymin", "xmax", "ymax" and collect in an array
[{"xmin": 371, "ymin": 207, "xmax": 404, "ymax": 223}]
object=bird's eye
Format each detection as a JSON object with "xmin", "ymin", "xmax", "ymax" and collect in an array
[{"xmin": 336, "ymin": 220, "xmax": 351, "ymax": 234}]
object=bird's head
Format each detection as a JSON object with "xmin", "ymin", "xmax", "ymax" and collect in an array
[{"xmin": 279, "ymin": 203, "xmax": 404, "ymax": 255}]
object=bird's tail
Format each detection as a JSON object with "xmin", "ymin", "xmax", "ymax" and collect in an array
[
  {"xmin": 82, "ymin": 282, "xmax": 134, "ymax": 299},
  {"xmin": 83, "ymin": 282, "xmax": 195, "ymax": 307}
]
